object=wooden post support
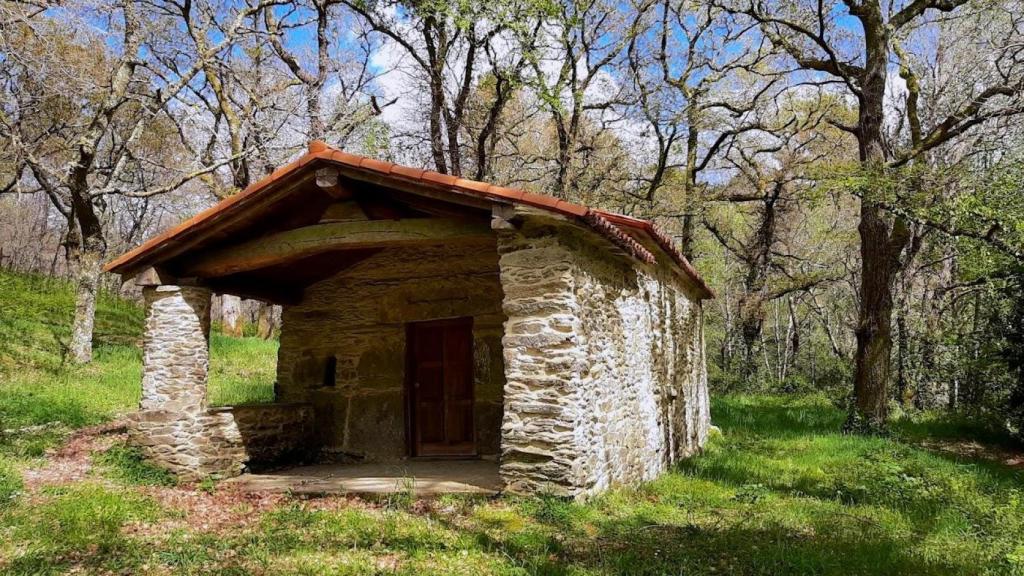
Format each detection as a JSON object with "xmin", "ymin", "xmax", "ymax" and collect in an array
[
  {"xmin": 491, "ymin": 204, "xmax": 520, "ymax": 231},
  {"xmin": 133, "ymin": 267, "xmax": 175, "ymax": 287}
]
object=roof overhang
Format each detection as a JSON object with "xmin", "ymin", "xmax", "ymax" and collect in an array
[{"xmin": 105, "ymin": 141, "xmax": 714, "ymax": 300}]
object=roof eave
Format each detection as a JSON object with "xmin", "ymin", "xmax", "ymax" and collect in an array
[{"xmin": 105, "ymin": 141, "xmax": 715, "ymax": 300}]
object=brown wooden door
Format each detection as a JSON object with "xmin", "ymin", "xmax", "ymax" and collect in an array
[{"xmin": 407, "ymin": 318, "xmax": 475, "ymax": 457}]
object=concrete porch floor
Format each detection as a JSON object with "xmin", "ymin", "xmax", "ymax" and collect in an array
[{"xmin": 225, "ymin": 460, "xmax": 503, "ymax": 497}]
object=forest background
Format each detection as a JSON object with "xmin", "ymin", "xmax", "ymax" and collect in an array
[{"xmin": 2, "ymin": 0, "xmax": 1023, "ymax": 434}]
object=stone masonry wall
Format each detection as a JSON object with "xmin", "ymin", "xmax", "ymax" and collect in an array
[
  {"xmin": 132, "ymin": 285, "xmax": 314, "ymax": 480},
  {"xmin": 134, "ymin": 213, "xmax": 708, "ymax": 487},
  {"xmin": 494, "ymin": 228, "xmax": 585, "ymax": 492},
  {"xmin": 496, "ymin": 211, "xmax": 710, "ymax": 497},
  {"xmin": 275, "ymin": 240, "xmax": 507, "ymax": 460},
  {"xmin": 208, "ymin": 403, "xmax": 315, "ymax": 468}
]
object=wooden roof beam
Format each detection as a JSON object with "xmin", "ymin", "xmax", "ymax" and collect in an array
[{"xmin": 182, "ymin": 218, "xmax": 493, "ymax": 278}]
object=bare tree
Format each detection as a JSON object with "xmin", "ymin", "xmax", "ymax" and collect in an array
[
  {"xmin": 264, "ymin": 0, "xmax": 392, "ymax": 147},
  {"xmin": 0, "ymin": 0, "xmax": 277, "ymax": 362},
  {"xmin": 341, "ymin": 0, "xmax": 543, "ymax": 177},
  {"xmin": 703, "ymin": 95, "xmax": 849, "ymax": 377},
  {"xmin": 627, "ymin": 0, "xmax": 778, "ymax": 255},
  {"xmin": 520, "ymin": 0, "xmax": 650, "ymax": 199}
]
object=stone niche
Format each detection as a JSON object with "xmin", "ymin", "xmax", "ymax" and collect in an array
[{"xmin": 275, "ymin": 240, "xmax": 507, "ymax": 461}]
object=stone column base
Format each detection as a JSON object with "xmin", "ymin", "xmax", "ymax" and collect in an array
[{"xmin": 130, "ymin": 409, "xmax": 246, "ymax": 481}]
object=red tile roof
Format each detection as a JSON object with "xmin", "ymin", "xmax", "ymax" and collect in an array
[{"xmin": 105, "ymin": 141, "xmax": 713, "ymax": 299}]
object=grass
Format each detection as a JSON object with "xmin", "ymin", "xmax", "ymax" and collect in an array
[
  {"xmin": 0, "ymin": 394, "xmax": 1021, "ymax": 575},
  {"xmin": 208, "ymin": 333, "xmax": 278, "ymax": 405},
  {"xmin": 2, "ymin": 484, "xmax": 163, "ymax": 574},
  {"xmin": 1, "ymin": 269, "xmax": 1024, "ymax": 574},
  {"xmin": 0, "ymin": 457, "xmax": 20, "ymax": 509},
  {"xmin": 94, "ymin": 443, "xmax": 178, "ymax": 487},
  {"xmin": 0, "ymin": 269, "xmax": 276, "ymax": 449}
]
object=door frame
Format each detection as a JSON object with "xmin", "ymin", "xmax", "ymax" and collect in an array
[{"xmin": 404, "ymin": 316, "xmax": 476, "ymax": 458}]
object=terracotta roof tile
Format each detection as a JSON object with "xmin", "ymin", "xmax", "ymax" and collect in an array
[
  {"xmin": 519, "ymin": 191, "xmax": 559, "ymax": 209},
  {"xmin": 583, "ymin": 211, "xmax": 657, "ymax": 264},
  {"xmin": 487, "ymin": 185, "xmax": 525, "ymax": 202},
  {"xmin": 390, "ymin": 165, "xmax": 426, "ymax": 181},
  {"xmin": 324, "ymin": 150, "xmax": 360, "ymax": 166},
  {"xmin": 358, "ymin": 157, "xmax": 394, "ymax": 174},
  {"xmin": 601, "ymin": 213, "xmax": 715, "ymax": 299},
  {"xmin": 420, "ymin": 171, "xmax": 458, "ymax": 187},
  {"xmin": 453, "ymin": 178, "xmax": 492, "ymax": 194},
  {"xmin": 555, "ymin": 200, "xmax": 588, "ymax": 218},
  {"xmin": 104, "ymin": 141, "xmax": 712, "ymax": 299}
]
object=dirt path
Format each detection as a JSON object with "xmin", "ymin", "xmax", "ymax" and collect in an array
[
  {"xmin": 920, "ymin": 439, "xmax": 1024, "ymax": 470},
  {"xmin": 19, "ymin": 420, "xmax": 127, "ymax": 492},
  {"xmin": 17, "ymin": 420, "xmax": 382, "ymax": 535}
]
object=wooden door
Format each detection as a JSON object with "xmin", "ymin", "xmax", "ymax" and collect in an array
[{"xmin": 407, "ymin": 318, "xmax": 475, "ymax": 457}]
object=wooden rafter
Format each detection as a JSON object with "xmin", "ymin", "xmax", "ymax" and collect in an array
[{"xmin": 182, "ymin": 218, "xmax": 492, "ymax": 277}]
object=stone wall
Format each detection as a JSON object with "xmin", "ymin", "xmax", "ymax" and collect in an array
[
  {"xmin": 275, "ymin": 240, "xmax": 507, "ymax": 460},
  {"xmin": 132, "ymin": 285, "xmax": 245, "ymax": 480},
  {"xmin": 496, "ymin": 210, "xmax": 710, "ymax": 497},
  {"xmin": 208, "ymin": 403, "xmax": 315, "ymax": 468}
]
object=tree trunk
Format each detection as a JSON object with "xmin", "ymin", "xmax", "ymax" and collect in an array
[
  {"xmin": 221, "ymin": 294, "xmax": 244, "ymax": 337},
  {"xmin": 65, "ymin": 191, "xmax": 107, "ymax": 364},
  {"xmin": 307, "ymin": 3, "xmax": 328, "ymax": 141},
  {"xmin": 738, "ymin": 299, "xmax": 763, "ymax": 380},
  {"xmin": 896, "ymin": 310, "xmax": 908, "ymax": 406},
  {"xmin": 69, "ymin": 245, "xmax": 103, "ymax": 363},
  {"xmin": 256, "ymin": 302, "xmax": 276, "ymax": 339},
  {"xmin": 849, "ymin": 10, "xmax": 908, "ymax": 430},
  {"xmin": 552, "ymin": 113, "xmax": 575, "ymax": 199},
  {"xmin": 853, "ymin": 198, "xmax": 903, "ymax": 428},
  {"xmin": 680, "ymin": 120, "xmax": 700, "ymax": 260}
]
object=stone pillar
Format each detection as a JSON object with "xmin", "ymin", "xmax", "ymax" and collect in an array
[
  {"xmin": 496, "ymin": 224, "xmax": 587, "ymax": 496},
  {"xmin": 130, "ymin": 285, "xmax": 246, "ymax": 480},
  {"xmin": 139, "ymin": 285, "xmax": 211, "ymax": 413}
]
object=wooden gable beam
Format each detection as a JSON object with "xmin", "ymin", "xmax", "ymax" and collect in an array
[{"xmin": 182, "ymin": 218, "xmax": 492, "ymax": 278}]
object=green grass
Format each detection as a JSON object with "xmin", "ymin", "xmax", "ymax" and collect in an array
[
  {"xmin": 1, "ymin": 483, "xmax": 163, "ymax": 575},
  {"xmin": 0, "ymin": 271, "xmax": 142, "ymax": 374},
  {"xmin": 2, "ymin": 394, "xmax": 1022, "ymax": 575},
  {"xmin": 94, "ymin": 443, "xmax": 178, "ymax": 487},
  {"xmin": 0, "ymin": 269, "xmax": 276, "ymax": 432},
  {"xmin": 208, "ymin": 333, "xmax": 278, "ymax": 405},
  {"xmin": 0, "ymin": 457, "xmax": 21, "ymax": 509}
]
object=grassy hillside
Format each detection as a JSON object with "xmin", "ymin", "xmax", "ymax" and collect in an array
[
  {"xmin": 0, "ymin": 269, "xmax": 276, "ymax": 451},
  {"xmin": 1, "ymin": 269, "xmax": 1023, "ymax": 574}
]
